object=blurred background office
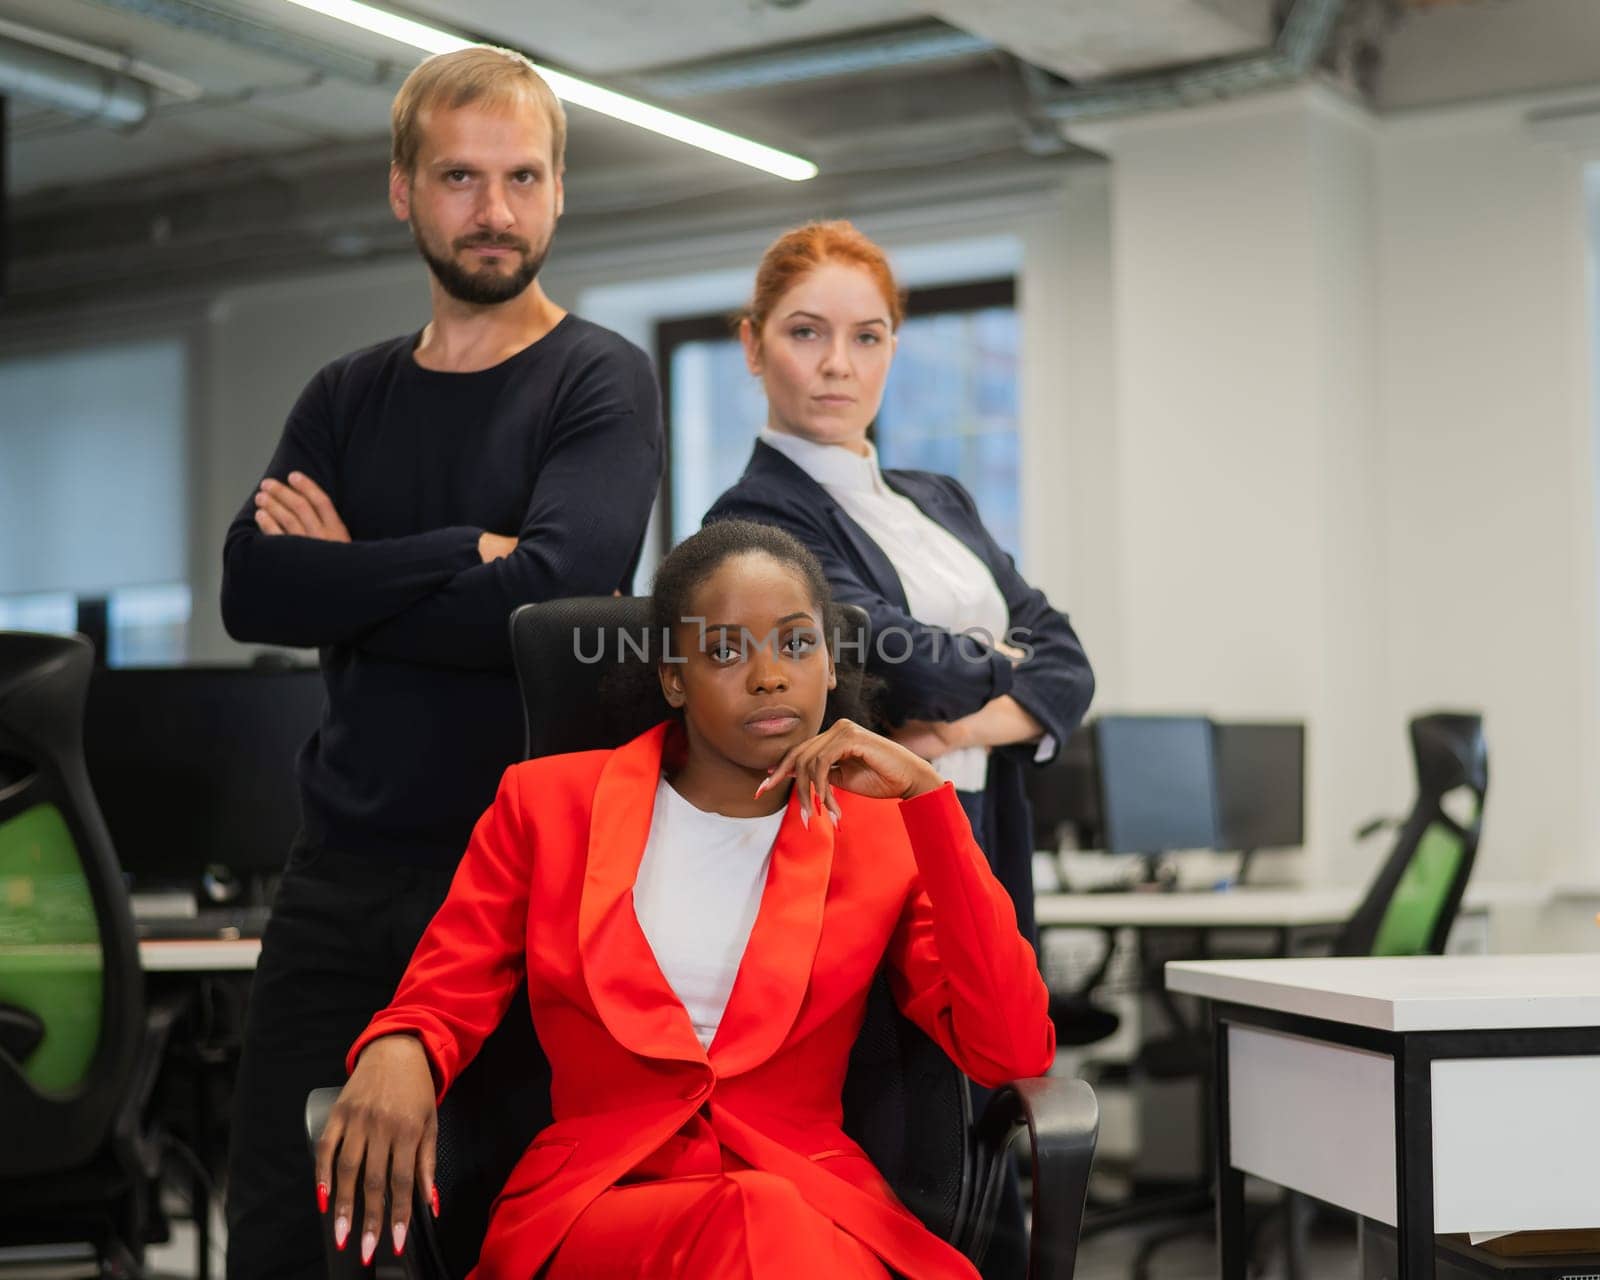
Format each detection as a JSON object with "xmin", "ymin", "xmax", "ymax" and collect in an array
[{"xmin": 4, "ymin": 0, "xmax": 1600, "ymax": 1277}]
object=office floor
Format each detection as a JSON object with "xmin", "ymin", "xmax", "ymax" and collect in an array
[{"xmin": 130, "ymin": 1204, "xmax": 1363, "ymax": 1280}]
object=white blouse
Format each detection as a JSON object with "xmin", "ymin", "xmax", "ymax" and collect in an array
[
  {"xmin": 633, "ymin": 778, "xmax": 785, "ymax": 1049},
  {"xmin": 759, "ymin": 428, "xmax": 1007, "ymax": 792}
]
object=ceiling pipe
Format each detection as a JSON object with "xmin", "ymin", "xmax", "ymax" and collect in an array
[
  {"xmin": 88, "ymin": 0, "xmax": 399, "ymax": 87},
  {"xmin": 0, "ymin": 15, "xmax": 200, "ymax": 101},
  {"xmin": 629, "ymin": 22, "xmax": 994, "ymax": 98},
  {"xmin": 0, "ymin": 36, "xmax": 153, "ymax": 126},
  {"xmin": 1039, "ymin": 0, "xmax": 1345, "ymax": 124}
]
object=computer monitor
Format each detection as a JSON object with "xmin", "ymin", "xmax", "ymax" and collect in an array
[
  {"xmin": 1024, "ymin": 725, "xmax": 1101, "ymax": 852},
  {"xmin": 1212, "ymin": 721, "xmax": 1305, "ymax": 879},
  {"xmin": 83, "ymin": 667, "xmax": 324, "ymax": 894},
  {"xmin": 1093, "ymin": 715, "xmax": 1220, "ymax": 878}
]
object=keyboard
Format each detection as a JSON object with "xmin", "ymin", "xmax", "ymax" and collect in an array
[{"xmin": 136, "ymin": 906, "xmax": 271, "ymax": 941}]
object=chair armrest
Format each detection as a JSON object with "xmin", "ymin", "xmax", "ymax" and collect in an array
[{"xmin": 970, "ymin": 1076, "xmax": 1099, "ymax": 1280}]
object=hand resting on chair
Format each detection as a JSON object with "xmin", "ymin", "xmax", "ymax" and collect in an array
[{"xmin": 315, "ymin": 1032, "xmax": 438, "ymax": 1265}]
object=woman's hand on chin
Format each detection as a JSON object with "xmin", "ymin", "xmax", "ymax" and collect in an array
[
  {"xmin": 315, "ymin": 1033, "xmax": 438, "ymax": 1263},
  {"xmin": 758, "ymin": 719, "xmax": 943, "ymax": 827}
]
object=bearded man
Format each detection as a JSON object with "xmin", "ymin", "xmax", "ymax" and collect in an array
[{"xmin": 219, "ymin": 46, "xmax": 662, "ymax": 1278}]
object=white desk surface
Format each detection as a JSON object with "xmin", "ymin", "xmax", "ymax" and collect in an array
[
  {"xmin": 1037, "ymin": 888, "xmax": 1353, "ymax": 929},
  {"xmin": 1035, "ymin": 881, "xmax": 1543, "ymax": 930},
  {"xmin": 1166, "ymin": 953, "xmax": 1600, "ymax": 1032},
  {"xmin": 139, "ymin": 938, "xmax": 261, "ymax": 972}
]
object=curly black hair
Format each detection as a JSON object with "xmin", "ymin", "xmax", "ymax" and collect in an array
[{"xmin": 601, "ymin": 518, "xmax": 880, "ymax": 734}]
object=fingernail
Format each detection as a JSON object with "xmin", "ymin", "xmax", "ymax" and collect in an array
[
  {"xmin": 334, "ymin": 1216, "xmax": 349, "ymax": 1250},
  {"xmin": 260, "ymin": 479, "xmax": 275, "ymax": 490},
  {"xmin": 431, "ymin": 1185, "xmax": 441, "ymax": 1217},
  {"xmin": 361, "ymin": 1230, "xmax": 377, "ymax": 1265},
  {"xmin": 392, "ymin": 1221, "xmax": 407, "ymax": 1255},
  {"xmin": 800, "ymin": 807, "xmax": 810, "ymax": 830},
  {"xmin": 316, "ymin": 1182, "xmax": 329, "ymax": 1214},
  {"xmin": 754, "ymin": 778, "xmax": 768, "ymax": 797}
]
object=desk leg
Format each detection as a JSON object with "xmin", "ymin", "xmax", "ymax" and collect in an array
[
  {"xmin": 1213, "ymin": 1008, "xmax": 1247, "ymax": 1280},
  {"xmin": 1394, "ymin": 1042, "xmax": 1435, "ymax": 1280}
]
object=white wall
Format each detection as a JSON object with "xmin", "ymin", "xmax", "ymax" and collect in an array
[
  {"xmin": 1375, "ymin": 97, "xmax": 1599, "ymax": 886},
  {"xmin": 1069, "ymin": 80, "xmax": 1600, "ymax": 893},
  {"xmin": 1069, "ymin": 86, "xmax": 1391, "ymax": 885}
]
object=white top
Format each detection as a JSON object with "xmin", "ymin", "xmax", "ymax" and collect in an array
[
  {"xmin": 760, "ymin": 428, "xmax": 1016, "ymax": 792},
  {"xmin": 633, "ymin": 778, "xmax": 784, "ymax": 1048},
  {"xmin": 1165, "ymin": 953, "xmax": 1600, "ymax": 1032}
]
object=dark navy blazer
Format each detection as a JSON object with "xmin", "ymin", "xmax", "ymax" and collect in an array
[{"xmin": 705, "ymin": 440, "xmax": 1095, "ymax": 940}]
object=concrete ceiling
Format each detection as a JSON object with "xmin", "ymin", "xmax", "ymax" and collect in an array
[
  {"xmin": 7, "ymin": 0, "xmax": 1600, "ymax": 201},
  {"xmin": 399, "ymin": 0, "xmax": 924, "ymax": 75},
  {"xmin": 919, "ymin": 0, "xmax": 1273, "ymax": 83},
  {"xmin": 5, "ymin": 0, "xmax": 1600, "ymax": 319},
  {"xmin": 1373, "ymin": 0, "xmax": 1600, "ymax": 111}
]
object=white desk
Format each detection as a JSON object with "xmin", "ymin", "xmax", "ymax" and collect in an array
[
  {"xmin": 139, "ymin": 938, "xmax": 261, "ymax": 972},
  {"xmin": 1036, "ymin": 888, "xmax": 1355, "ymax": 931},
  {"xmin": 1166, "ymin": 954, "xmax": 1600, "ymax": 1280},
  {"xmin": 1035, "ymin": 881, "xmax": 1539, "ymax": 933}
]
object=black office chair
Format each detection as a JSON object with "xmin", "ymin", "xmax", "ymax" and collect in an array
[
  {"xmin": 307, "ymin": 596, "xmax": 1098, "ymax": 1279},
  {"xmin": 1025, "ymin": 727, "xmax": 1122, "ymax": 1050},
  {"xmin": 0, "ymin": 632, "xmax": 181, "ymax": 1276},
  {"xmin": 1336, "ymin": 711, "xmax": 1488, "ymax": 957}
]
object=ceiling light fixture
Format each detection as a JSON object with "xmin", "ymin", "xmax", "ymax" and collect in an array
[{"xmin": 280, "ymin": 0, "xmax": 818, "ymax": 181}]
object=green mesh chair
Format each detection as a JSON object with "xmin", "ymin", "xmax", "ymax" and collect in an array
[
  {"xmin": 1335, "ymin": 711, "xmax": 1488, "ymax": 958},
  {"xmin": 0, "ymin": 632, "xmax": 175, "ymax": 1273}
]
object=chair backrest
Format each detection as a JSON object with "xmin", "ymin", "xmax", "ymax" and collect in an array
[
  {"xmin": 1336, "ymin": 712, "xmax": 1488, "ymax": 958},
  {"xmin": 0, "ymin": 631, "xmax": 144, "ymax": 1176},
  {"xmin": 410, "ymin": 597, "xmax": 973, "ymax": 1277}
]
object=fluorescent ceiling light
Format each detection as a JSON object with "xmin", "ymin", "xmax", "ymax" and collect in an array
[{"xmin": 280, "ymin": 0, "xmax": 818, "ymax": 181}]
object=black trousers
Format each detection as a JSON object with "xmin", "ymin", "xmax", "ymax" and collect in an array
[{"xmin": 224, "ymin": 844, "xmax": 454, "ymax": 1280}]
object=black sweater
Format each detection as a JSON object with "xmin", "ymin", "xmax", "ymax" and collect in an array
[{"xmin": 221, "ymin": 316, "xmax": 663, "ymax": 866}]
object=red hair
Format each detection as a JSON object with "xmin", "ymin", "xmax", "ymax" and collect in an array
[{"xmin": 744, "ymin": 220, "xmax": 906, "ymax": 336}]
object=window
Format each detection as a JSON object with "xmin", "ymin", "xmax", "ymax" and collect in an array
[
  {"xmin": 0, "ymin": 338, "xmax": 191, "ymax": 665},
  {"xmin": 106, "ymin": 584, "xmax": 192, "ymax": 667},
  {"xmin": 657, "ymin": 278, "xmax": 1020, "ymax": 554}
]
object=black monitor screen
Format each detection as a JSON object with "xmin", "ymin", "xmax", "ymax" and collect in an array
[
  {"xmin": 1024, "ymin": 725, "xmax": 1101, "ymax": 850},
  {"xmin": 83, "ymin": 667, "xmax": 323, "ymax": 889},
  {"xmin": 1093, "ymin": 715, "xmax": 1219, "ymax": 855},
  {"xmin": 1213, "ymin": 722, "xmax": 1305, "ymax": 852}
]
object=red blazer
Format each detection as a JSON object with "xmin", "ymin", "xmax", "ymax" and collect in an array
[{"xmin": 350, "ymin": 723, "xmax": 1055, "ymax": 1280}]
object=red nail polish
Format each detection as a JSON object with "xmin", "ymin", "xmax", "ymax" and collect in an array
[
  {"xmin": 316, "ymin": 1182, "xmax": 329, "ymax": 1214},
  {"xmin": 430, "ymin": 1185, "xmax": 441, "ymax": 1217}
]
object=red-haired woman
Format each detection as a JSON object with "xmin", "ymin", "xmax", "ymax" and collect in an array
[{"xmin": 706, "ymin": 220, "xmax": 1095, "ymax": 950}]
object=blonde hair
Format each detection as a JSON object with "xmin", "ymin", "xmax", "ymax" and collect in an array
[{"xmin": 391, "ymin": 46, "xmax": 567, "ymax": 174}]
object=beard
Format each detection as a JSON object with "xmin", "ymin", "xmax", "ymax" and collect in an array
[{"xmin": 412, "ymin": 220, "xmax": 551, "ymax": 306}]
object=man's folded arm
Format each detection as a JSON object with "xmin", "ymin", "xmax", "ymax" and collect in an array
[
  {"xmin": 355, "ymin": 356, "xmax": 665, "ymax": 670},
  {"xmin": 219, "ymin": 366, "xmax": 484, "ymax": 649}
]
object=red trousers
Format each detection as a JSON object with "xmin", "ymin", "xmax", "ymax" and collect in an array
[{"xmin": 546, "ymin": 1171, "xmax": 893, "ymax": 1279}]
